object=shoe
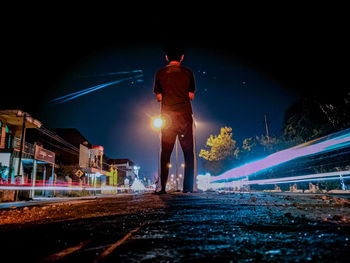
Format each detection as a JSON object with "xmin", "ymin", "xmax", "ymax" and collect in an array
[
  {"xmin": 182, "ymin": 189, "xmax": 193, "ymax": 193},
  {"xmin": 152, "ymin": 190, "xmax": 167, "ymax": 195}
]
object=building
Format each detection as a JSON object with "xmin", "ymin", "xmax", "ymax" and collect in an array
[
  {"xmin": 49, "ymin": 128, "xmax": 110, "ymax": 191},
  {"xmin": 1, "ymin": 111, "xmax": 139, "ymax": 201},
  {"xmin": 107, "ymin": 159, "xmax": 137, "ymax": 186},
  {"xmin": 0, "ymin": 110, "xmax": 55, "ymax": 201}
]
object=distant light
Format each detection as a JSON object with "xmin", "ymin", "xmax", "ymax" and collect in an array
[{"xmin": 197, "ymin": 173, "xmax": 212, "ymax": 191}]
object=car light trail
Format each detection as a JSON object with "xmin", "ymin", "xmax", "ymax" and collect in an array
[
  {"xmin": 211, "ymin": 128, "xmax": 350, "ymax": 184},
  {"xmin": 0, "ymin": 186, "xmax": 132, "ymax": 191},
  {"xmin": 247, "ymin": 170, "xmax": 350, "ymax": 185},
  {"xmin": 210, "ymin": 171, "xmax": 350, "ymax": 190}
]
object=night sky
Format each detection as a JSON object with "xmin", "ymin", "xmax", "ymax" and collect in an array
[{"xmin": 2, "ymin": 4, "xmax": 347, "ymax": 179}]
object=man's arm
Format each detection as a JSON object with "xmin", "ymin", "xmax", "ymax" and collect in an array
[
  {"xmin": 153, "ymin": 71, "xmax": 162, "ymax": 102},
  {"xmin": 189, "ymin": 71, "xmax": 195, "ymax": 101}
]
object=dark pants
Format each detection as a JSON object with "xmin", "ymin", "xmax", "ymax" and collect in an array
[{"xmin": 160, "ymin": 112, "xmax": 194, "ymax": 192}]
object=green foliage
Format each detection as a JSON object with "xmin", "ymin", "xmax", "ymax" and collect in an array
[
  {"xmin": 199, "ymin": 127, "xmax": 238, "ymax": 175},
  {"xmin": 281, "ymin": 97, "xmax": 342, "ymax": 142},
  {"xmin": 237, "ymin": 134, "xmax": 283, "ymax": 164},
  {"xmin": 199, "ymin": 94, "xmax": 350, "ymax": 190},
  {"xmin": 199, "ymin": 127, "xmax": 236, "ymax": 161}
]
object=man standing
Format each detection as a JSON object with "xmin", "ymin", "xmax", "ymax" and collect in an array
[{"xmin": 153, "ymin": 45, "xmax": 196, "ymax": 194}]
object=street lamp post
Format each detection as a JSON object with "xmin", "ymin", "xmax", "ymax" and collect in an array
[{"xmin": 151, "ymin": 115, "xmax": 165, "ymax": 191}]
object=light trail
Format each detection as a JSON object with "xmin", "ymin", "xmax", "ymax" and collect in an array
[
  {"xmin": 80, "ymin": 69, "xmax": 143, "ymax": 78},
  {"xmin": 247, "ymin": 170, "xmax": 350, "ymax": 185},
  {"xmin": 209, "ymin": 170, "xmax": 350, "ymax": 190},
  {"xmin": 51, "ymin": 74, "xmax": 143, "ymax": 104},
  {"xmin": 0, "ymin": 186, "xmax": 132, "ymax": 191},
  {"xmin": 211, "ymin": 128, "xmax": 350, "ymax": 184},
  {"xmin": 257, "ymin": 175, "xmax": 350, "ymax": 185}
]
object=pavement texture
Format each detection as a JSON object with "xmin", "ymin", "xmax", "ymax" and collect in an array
[{"xmin": 0, "ymin": 191, "xmax": 350, "ymax": 262}]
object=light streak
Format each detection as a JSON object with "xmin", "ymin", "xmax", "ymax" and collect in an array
[
  {"xmin": 80, "ymin": 69, "xmax": 143, "ymax": 78},
  {"xmin": 258, "ymin": 175, "xmax": 350, "ymax": 185},
  {"xmin": 51, "ymin": 74, "xmax": 143, "ymax": 104},
  {"xmin": 0, "ymin": 186, "xmax": 131, "ymax": 191},
  {"xmin": 209, "ymin": 170, "xmax": 350, "ymax": 190},
  {"xmin": 211, "ymin": 128, "xmax": 350, "ymax": 183},
  {"xmin": 247, "ymin": 170, "xmax": 350, "ymax": 185}
]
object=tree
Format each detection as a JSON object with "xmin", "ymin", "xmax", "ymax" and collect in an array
[
  {"xmin": 199, "ymin": 127, "xmax": 237, "ymax": 175},
  {"xmin": 236, "ymin": 134, "xmax": 282, "ymax": 164},
  {"xmin": 281, "ymin": 97, "xmax": 344, "ymax": 142}
]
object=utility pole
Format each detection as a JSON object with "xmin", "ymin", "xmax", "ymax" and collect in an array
[
  {"xmin": 17, "ymin": 113, "xmax": 27, "ymax": 179},
  {"xmin": 175, "ymin": 137, "xmax": 178, "ymax": 191},
  {"xmin": 264, "ymin": 114, "xmax": 270, "ymax": 142},
  {"xmin": 15, "ymin": 113, "xmax": 27, "ymax": 200}
]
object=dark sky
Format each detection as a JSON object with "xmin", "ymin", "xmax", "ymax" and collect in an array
[{"xmin": 2, "ymin": 4, "xmax": 347, "ymax": 179}]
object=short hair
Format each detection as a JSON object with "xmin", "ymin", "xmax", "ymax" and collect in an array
[{"xmin": 164, "ymin": 43, "xmax": 184, "ymax": 62}]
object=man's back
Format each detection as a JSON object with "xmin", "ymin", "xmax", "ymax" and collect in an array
[{"xmin": 154, "ymin": 63, "xmax": 195, "ymax": 113}]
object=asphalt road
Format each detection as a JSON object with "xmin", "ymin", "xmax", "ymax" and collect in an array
[{"xmin": 0, "ymin": 192, "xmax": 349, "ymax": 262}]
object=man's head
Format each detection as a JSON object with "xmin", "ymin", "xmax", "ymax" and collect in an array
[{"xmin": 164, "ymin": 44, "xmax": 184, "ymax": 62}]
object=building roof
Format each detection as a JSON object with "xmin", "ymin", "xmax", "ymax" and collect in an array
[
  {"xmin": 51, "ymin": 128, "xmax": 92, "ymax": 148},
  {"xmin": 107, "ymin": 158, "xmax": 134, "ymax": 166},
  {"xmin": 0, "ymin": 110, "xmax": 42, "ymax": 128}
]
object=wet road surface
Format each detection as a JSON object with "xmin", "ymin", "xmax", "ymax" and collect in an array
[{"xmin": 0, "ymin": 192, "xmax": 349, "ymax": 262}]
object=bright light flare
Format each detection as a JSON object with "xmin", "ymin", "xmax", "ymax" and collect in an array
[{"xmin": 151, "ymin": 116, "xmax": 164, "ymax": 130}]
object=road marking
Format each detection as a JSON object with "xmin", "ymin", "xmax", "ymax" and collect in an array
[
  {"xmin": 94, "ymin": 226, "xmax": 141, "ymax": 262},
  {"xmin": 40, "ymin": 240, "xmax": 90, "ymax": 262}
]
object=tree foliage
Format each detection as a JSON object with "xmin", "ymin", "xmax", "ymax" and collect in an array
[
  {"xmin": 199, "ymin": 127, "xmax": 236, "ymax": 161},
  {"xmin": 199, "ymin": 127, "xmax": 237, "ymax": 175},
  {"xmin": 199, "ymin": 127, "xmax": 283, "ymax": 176}
]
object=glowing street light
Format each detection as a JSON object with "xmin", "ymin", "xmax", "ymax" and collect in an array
[
  {"xmin": 151, "ymin": 115, "xmax": 165, "ymax": 130},
  {"xmin": 152, "ymin": 114, "xmax": 165, "ymax": 192}
]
